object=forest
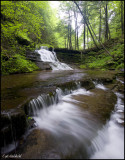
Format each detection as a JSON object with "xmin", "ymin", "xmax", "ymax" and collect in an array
[
  {"xmin": 1, "ymin": 1, "xmax": 124, "ymax": 159},
  {"xmin": 1, "ymin": 1, "xmax": 124, "ymax": 74}
]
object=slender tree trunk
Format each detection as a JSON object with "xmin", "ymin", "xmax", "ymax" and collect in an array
[
  {"xmin": 86, "ymin": 5, "xmax": 89, "ymax": 49},
  {"xmin": 104, "ymin": 1, "xmax": 111, "ymax": 40},
  {"xmin": 68, "ymin": 12, "xmax": 72, "ymax": 50},
  {"xmin": 76, "ymin": 27, "xmax": 79, "ymax": 50},
  {"xmin": 87, "ymin": 27, "xmax": 89, "ymax": 49},
  {"xmin": 83, "ymin": 24, "xmax": 86, "ymax": 50},
  {"xmin": 107, "ymin": 24, "xmax": 111, "ymax": 40},
  {"xmin": 65, "ymin": 38, "xmax": 66, "ymax": 48},
  {"xmin": 99, "ymin": 2, "xmax": 102, "ymax": 41},
  {"xmin": 121, "ymin": 1, "xmax": 124, "ymax": 35},
  {"xmin": 74, "ymin": 1, "xmax": 99, "ymax": 49},
  {"xmin": 83, "ymin": 3, "xmax": 86, "ymax": 51},
  {"xmin": 67, "ymin": 24, "xmax": 69, "ymax": 49},
  {"xmin": 105, "ymin": 1, "xmax": 108, "ymax": 41},
  {"xmin": 74, "ymin": 10, "xmax": 77, "ymax": 50},
  {"xmin": 69, "ymin": 24, "xmax": 72, "ymax": 49},
  {"xmin": 75, "ymin": 12, "xmax": 79, "ymax": 50},
  {"xmin": 74, "ymin": 1, "xmax": 113, "ymax": 58}
]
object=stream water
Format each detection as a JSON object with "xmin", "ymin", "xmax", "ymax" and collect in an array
[
  {"xmin": 1, "ymin": 48, "xmax": 124, "ymax": 159},
  {"xmin": 28, "ymin": 84, "xmax": 124, "ymax": 159}
]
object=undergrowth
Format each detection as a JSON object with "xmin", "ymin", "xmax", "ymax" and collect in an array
[
  {"xmin": 80, "ymin": 38, "xmax": 124, "ymax": 71},
  {"xmin": 1, "ymin": 54, "xmax": 39, "ymax": 75}
]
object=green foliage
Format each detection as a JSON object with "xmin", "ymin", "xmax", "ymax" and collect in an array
[
  {"xmin": 80, "ymin": 64, "xmax": 87, "ymax": 69},
  {"xmin": 116, "ymin": 63, "xmax": 124, "ymax": 70},
  {"xmin": 80, "ymin": 38, "xmax": 124, "ymax": 70},
  {"xmin": 28, "ymin": 117, "xmax": 32, "ymax": 120},
  {"xmin": 1, "ymin": 1, "xmax": 60, "ymax": 74},
  {"xmin": 1, "ymin": 54, "xmax": 39, "ymax": 75}
]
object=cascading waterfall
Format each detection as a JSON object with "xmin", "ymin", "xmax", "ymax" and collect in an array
[
  {"xmin": 27, "ymin": 82, "xmax": 124, "ymax": 159},
  {"xmin": 35, "ymin": 47, "xmax": 73, "ymax": 70}
]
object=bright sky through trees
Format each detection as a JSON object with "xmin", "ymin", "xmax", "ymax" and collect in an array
[{"xmin": 50, "ymin": 1, "xmax": 83, "ymax": 37}]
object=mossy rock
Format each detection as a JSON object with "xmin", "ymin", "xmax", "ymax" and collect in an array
[
  {"xmin": 57, "ymin": 81, "xmax": 77, "ymax": 91},
  {"xmin": 80, "ymin": 79, "xmax": 95, "ymax": 90},
  {"xmin": 112, "ymin": 81, "xmax": 124, "ymax": 93}
]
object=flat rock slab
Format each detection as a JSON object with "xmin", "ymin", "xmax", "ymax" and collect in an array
[
  {"xmin": 16, "ymin": 129, "xmax": 61, "ymax": 159},
  {"xmin": 70, "ymin": 88, "xmax": 117, "ymax": 123}
]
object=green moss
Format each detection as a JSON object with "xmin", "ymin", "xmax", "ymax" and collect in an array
[
  {"xmin": 80, "ymin": 39, "xmax": 124, "ymax": 70},
  {"xmin": 116, "ymin": 63, "xmax": 124, "ymax": 70},
  {"xmin": 80, "ymin": 64, "xmax": 87, "ymax": 69},
  {"xmin": 2, "ymin": 54, "xmax": 39, "ymax": 75}
]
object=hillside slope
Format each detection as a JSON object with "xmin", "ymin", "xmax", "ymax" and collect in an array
[{"xmin": 80, "ymin": 37, "xmax": 124, "ymax": 71}]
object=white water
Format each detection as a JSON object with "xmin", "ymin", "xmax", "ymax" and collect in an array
[
  {"xmin": 93, "ymin": 81, "xmax": 107, "ymax": 90},
  {"xmin": 95, "ymin": 84, "xmax": 107, "ymax": 90},
  {"xmin": 33, "ymin": 88, "xmax": 100, "ymax": 158},
  {"xmin": 90, "ymin": 92, "xmax": 124, "ymax": 159},
  {"xmin": 32, "ymin": 84, "xmax": 124, "ymax": 159},
  {"xmin": 35, "ymin": 47, "xmax": 73, "ymax": 70}
]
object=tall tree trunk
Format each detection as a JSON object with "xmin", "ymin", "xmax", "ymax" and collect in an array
[
  {"xmin": 67, "ymin": 24, "xmax": 70, "ymax": 49},
  {"xmin": 68, "ymin": 12, "xmax": 72, "ymax": 50},
  {"xmin": 121, "ymin": 1, "xmax": 124, "ymax": 35},
  {"xmin": 74, "ymin": 1, "xmax": 99, "ymax": 49},
  {"xmin": 77, "ymin": 26, "xmax": 79, "ymax": 50},
  {"xmin": 83, "ymin": 3, "xmax": 86, "ymax": 51},
  {"xmin": 86, "ymin": 5, "xmax": 89, "ymax": 49},
  {"xmin": 65, "ymin": 38, "xmax": 67, "ymax": 48},
  {"xmin": 87, "ymin": 27, "xmax": 89, "ymax": 49},
  {"xmin": 74, "ymin": 1, "xmax": 113, "ymax": 58},
  {"xmin": 99, "ymin": 2, "xmax": 102, "ymax": 42},
  {"xmin": 83, "ymin": 24, "xmax": 86, "ymax": 50},
  {"xmin": 105, "ymin": 1, "xmax": 108, "ymax": 41},
  {"xmin": 74, "ymin": 10, "xmax": 77, "ymax": 50},
  {"xmin": 76, "ymin": 12, "xmax": 79, "ymax": 50},
  {"xmin": 69, "ymin": 24, "xmax": 72, "ymax": 49}
]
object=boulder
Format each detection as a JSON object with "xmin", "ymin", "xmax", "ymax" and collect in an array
[{"xmin": 35, "ymin": 62, "xmax": 52, "ymax": 70}]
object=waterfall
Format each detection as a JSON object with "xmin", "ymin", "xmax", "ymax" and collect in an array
[
  {"xmin": 35, "ymin": 47, "xmax": 73, "ymax": 70},
  {"xmin": 26, "ymin": 82, "xmax": 124, "ymax": 159}
]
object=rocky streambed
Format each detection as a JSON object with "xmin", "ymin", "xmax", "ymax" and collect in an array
[{"xmin": 1, "ymin": 69, "xmax": 124, "ymax": 159}]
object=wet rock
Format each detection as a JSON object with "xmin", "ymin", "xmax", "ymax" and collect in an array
[
  {"xmin": 35, "ymin": 61, "xmax": 52, "ymax": 70},
  {"xmin": 27, "ymin": 117, "xmax": 36, "ymax": 129},
  {"xmin": 84, "ymin": 70, "xmax": 117, "ymax": 84},
  {"xmin": 1, "ymin": 109, "xmax": 27, "ymax": 148},
  {"xmin": 57, "ymin": 81, "xmax": 77, "ymax": 92},
  {"xmin": 16, "ymin": 129, "xmax": 60, "ymax": 159},
  {"xmin": 109, "ymin": 81, "xmax": 124, "ymax": 94},
  {"xmin": 1, "ymin": 126, "xmax": 13, "ymax": 147},
  {"xmin": 80, "ymin": 79, "xmax": 95, "ymax": 90},
  {"xmin": 72, "ymin": 89, "xmax": 117, "ymax": 123},
  {"xmin": 93, "ymin": 76, "xmax": 115, "ymax": 84}
]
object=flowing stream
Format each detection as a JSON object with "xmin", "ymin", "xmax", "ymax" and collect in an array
[
  {"xmin": 1, "ymin": 48, "xmax": 124, "ymax": 159},
  {"xmin": 28, "ymin": 83, "xmax": 124, "ymax": 159}
]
